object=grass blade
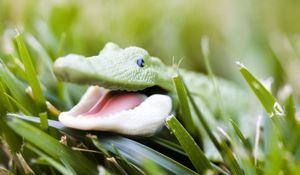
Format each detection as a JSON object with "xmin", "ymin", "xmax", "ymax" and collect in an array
[
  {"xmin": 151, "ymin": 137, "xmax": 186, "ymax": 155},
  {"xmin": 142, "ymin": 158, "xmax": 168, "ymax": 175},
  {"xmin": 8, "ymin": 114, "xmax": 198, "ymax": 175},
  {"xmin": 237, "ymin": 62, "xmax": 284, "ymax": 117},
  {"xmin": 263, "ymin": 118, "xmax": 284, "ymax": 175},
  {"xmin": 90, "ymin": 136, "xmax": 110, "ymax": 157},
  {"xmin": 166, "ymin": 114, "xmax": 212, "ymax": 173},
  {"xmin": 0, "ymin": 121, "xmax": 22, "ymax": 154},
  {"xmin": 39, "ymin": 112, "xmax": 48, "ymax": 130},
  {"xmin": 3, "ymin": 93, "xmax": 31, "ymax": 115},
  {"xmin": 25, "ymin": 34, "xmax": 57, "ymax": 88},
  {"xmin": 0, "ymin": 79, "xmax": 14, "ymax": 114},
  {"xmin": 254, "ymin": 115, "xmax": 262, "ymax": 166},
  {"xmin": 112, "ymin": 144, "xmax": 145, "ymax": 175},
  {"xmin": 6, "ymin": 117, "xmax": 98, "ymax": 175},
  {"xmin": 0, "ymin": 61, "xmax": 37, "ymax": 114},
  {"xmin": 15, "ymin": 31, "xmax": 49, "ymax": 129},
  {"xmin": 201, "ymin": 37, "xmax": 227, "ymax": 120},
  {"xmin": 27, "ymin": 144, "xmax": 75, "ymax": 175},
  {"xmin": 230, "ymin": 119, "xmax": 252, "ymax": 153},
  {"xmin": 14, "ymin": 31, "xmax": 46, "ymax": 111},
  {"xmin": 285, "ymin": 94, "xmax": 296, "ymax": 126},
  {"xmin": 284, "ymin": 95, "xmax": 300, "ymax": 152},
  {"xmin": 182, "ymin": 76, "xmax": 244, "ymax": 175},
  {"xmin": 173, "ymin": 74, "xmax": 197, "ymax": 135},
  {"xmin": 100, "ymin": 136, "xmax": 198, "ymax": 175}
]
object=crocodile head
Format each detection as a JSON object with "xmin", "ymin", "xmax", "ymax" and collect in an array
[
  {"xmin": 53, "ymin": 43, "xmax": 174, "ymax": 135},
  {"xmin": 54, "ymin": 42, "xmax": 173, "ymax": 91}
]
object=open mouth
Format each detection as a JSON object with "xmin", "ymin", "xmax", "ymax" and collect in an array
[{"xmin": 58, "ymin": 86, "xmax": 172, "ymax": 135}]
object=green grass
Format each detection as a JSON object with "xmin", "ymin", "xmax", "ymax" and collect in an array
[
  {"xmin": 172, "ymin": 74, "xmax": 198, "ymax": 138},
  {"xmin": 1, "ymin": 30, "xmax": 300, "ymax": 175},
  {"xmin": 237, "ymin": 62, "xmax": 283, "ymax": 118},
  {"xmin": 1, "ymin": 2, "xmax": 300, "ymax": 174},
  {"xmin": 6, "ymin": 117, "xmax": 98, "ymax": 174},
  {"xmin": 1, "ymin": 31, "xmax": 300, "ymax": 174},
  {"xmin": 166, "ymin": 115, "xmax": 212, "ymax": 174},
  {"xmin": 15, "ymin": 32, "xmax": 46, "ymax": 110}
]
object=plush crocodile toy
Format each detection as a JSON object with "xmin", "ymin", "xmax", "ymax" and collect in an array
[{"xmin": 53, "ymin": 42, "xmax": 249, "ymax": 136}]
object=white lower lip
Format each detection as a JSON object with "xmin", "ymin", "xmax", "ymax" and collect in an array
[{"xmin": 58, "ymin": 86, "xmax": 172, "ymax": 135}]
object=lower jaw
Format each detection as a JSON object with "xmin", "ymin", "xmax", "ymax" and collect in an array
[{"xmin": 58, "ymin": 85, "xmax": 172, "ymax": 136}]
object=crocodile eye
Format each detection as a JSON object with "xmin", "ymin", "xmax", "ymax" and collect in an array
[{"xmin": 136, "ymin": 58, "xmax": 145, "ymax": 68}]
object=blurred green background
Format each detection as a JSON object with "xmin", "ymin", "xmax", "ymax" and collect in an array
[{"xmin": 1, "ymin": 0, "xmax": 300, "ymax": 94}]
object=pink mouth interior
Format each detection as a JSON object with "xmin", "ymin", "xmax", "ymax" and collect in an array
[{"xmin": 80, "ymin": 91, "xmax": 146, "ymax": 118}]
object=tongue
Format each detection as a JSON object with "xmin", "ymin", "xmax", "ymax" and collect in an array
[{"xmin": 81, "ymin": 91, "xmax": 146, "ymax": 118}]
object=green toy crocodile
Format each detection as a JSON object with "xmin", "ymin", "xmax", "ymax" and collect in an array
[{"xmin": 53, "ymin": 42, "xmax": 250, "ymax": 136}]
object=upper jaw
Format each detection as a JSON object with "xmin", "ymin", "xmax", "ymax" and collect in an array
[
  {"xmin": 54, "ymin": 54, "xmax": 156, "ymax": 91},
  {"xmin": 58, "ymin": 86, "xmax": 172, "ymax": 136}
]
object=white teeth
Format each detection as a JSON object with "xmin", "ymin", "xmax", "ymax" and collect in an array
[{"xmin": 58, "ymin": 86, "xmax": 172, "ymax": 136}]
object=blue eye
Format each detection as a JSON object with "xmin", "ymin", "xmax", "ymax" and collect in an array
[{"xmin": 137, "ymin": 58, "xmax": 145, "ymax": 67}]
